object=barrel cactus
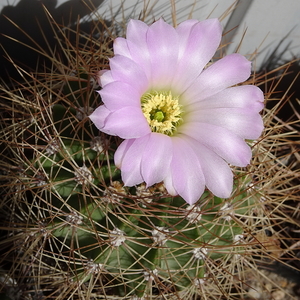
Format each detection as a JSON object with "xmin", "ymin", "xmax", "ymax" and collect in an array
[
  {"xmin": 0, "ymin": 65, "xmax": 257, "ymax": 299},
  {"xmin": 1, "ymin": 3, "xmax": 299, "ymax": 300}
]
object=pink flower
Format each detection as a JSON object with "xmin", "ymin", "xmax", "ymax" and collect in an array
[{"xmin": 89, "ymin": 18, "xmax": 264, "ymax": 205}]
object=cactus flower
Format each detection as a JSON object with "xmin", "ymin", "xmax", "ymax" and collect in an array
[{"xmin": 89, "ymin": 18, "xmax": 264, "ymax": 205}]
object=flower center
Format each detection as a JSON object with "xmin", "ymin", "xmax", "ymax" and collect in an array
[{"xmin": 141, "ymin": 91, "xmax": 183, "ymax": 135}]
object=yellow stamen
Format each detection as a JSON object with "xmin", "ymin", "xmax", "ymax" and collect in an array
[{"xmin": 141, "ymin": 91, "xmax": 183, "ymax": 135}]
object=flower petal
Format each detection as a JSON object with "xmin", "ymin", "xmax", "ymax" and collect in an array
[
  {"xmin": 125, "ymin": 19, "xmax": 152, "ymax": 80},
  {"xmin": 179, "ymin": 122, "xmax": 252, "ymax": 167},
  {"xmin": 127, "ymin": 19, "xmax": 149, "ymax": 43},
  {"xmin": 186, "ymin": 85, "xmax": 264, "ymax": 113},
  {"xmin": 186, "ymin": 137, "xmax": 233, "ymax": 198},
  {"xmin": 182, "ymin": 53, "xmax": 251, "ymax": 104},
  {"xmin": 186, "ymin": 107, "xmax": 264, "ymax": 139},
  {"xmin": 99, "ymin": 81, "xmax": 141, "ymax": 111},
  {"xmin": 163, "ymin": 171, "xmax": 178, "ymax": 196},
  {"xmin": 113, "ymin": 37, "xmax": 131, "ymax": 58},
  {"xmin": 172, "ymin": 19, "xmax": 222, "ymax": 92},
  {"xmin": 98, "ymin": 70, "xmax": 114, "ymax": 87},
  {"xmin": 89, "ymin": 105, "xmax": 111, "ymax": 131},
  {"xmin": 101, "ymin": 106, "xmax": 150, "ymax": 138},
  {"xmin": 175, "ymin": 19, "xmax": 199, "ymax": 55},
  {"xmin": 115, "ymin": 135, "xmax": 151, "ymax": 186},
  {"xmin": 141, "ymin": 133, "xmax": 172, "ymax": 186},
  {"xmin": 165, "ymin": 137, "xmax": 205, "ymax": 205},
  {"xmin": 146, "ymin": 19, "xmax": 179, "ymax": 89},
  {"xmin": 114, "ymin": 138, "xmax": 134, "ymax": 168},
  {"xmin": 109, "ymin": 55, "xmax": 148, "ymax": 94}
]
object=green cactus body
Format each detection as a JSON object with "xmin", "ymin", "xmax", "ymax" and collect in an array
[
  {"xmin": 46, "ymin": 176, "xmax": 250, "ymax": 297},
  {"xmin": 35, "ymin": 97, "xmax": 251, "ymax": 297},
  {"xmin": 17, "ymin": 70, "xmax": 255, "ymax": 299}
]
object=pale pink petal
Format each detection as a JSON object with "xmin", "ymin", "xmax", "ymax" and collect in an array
[
  {"xmin": 113, "ymin": 37, "xmax": 131, "ymax": 58},
  {"xmin": 101, "ymin": 107, "xmax": 150, "ymax": 138},
  {"xmin": 172, "ymin": 19, "xmax": 222, "ymax": 92},
  {"xmin": 114, "ymin": 139, "xmax": 134, "ymax": 168},
  {"xmin": 98, "ymin": 70, "xmax": 114, "ymax": 87},
  {"xmin": 166, "ymin": 137, "xmax": 205, "ymax": 205},
  {"xmin": 163, "ymin": 171, "xmax": 178, "ymax": 196},
  {"xmin": 125, "ymin": 19, "xmax": 152, "ymax": 80},
  {"xmin": 179, "ymin": 122, "xmax": 252, "ymax": 167},
  {"xmin": 89, "ymin": 105, "xmax": 111, "ymax": 131},
  {"xmin": 182, "ymin": 54, "xmax": 251, "ymax": 104},
  {"xmin": 146, "ymin": 19, "xmax": 179, "ymax": 89},
  {"xmin": 115, "ymin": 135, "xmax": 151, "ymax": 186},
  {"xmin": 186, "ymin": 136, "xmax": 233, "ymax": 198},
  {"xmin": 141, "ymin": 133, "xmax": 172, "ymax": 186},
  {"xmin": 99, "ymin": 81, "xmax": 141, "ymax": 111},
  {"xmin": 186, "ymin": 85, "xmax": 264, "ymax": 112},
  {"xmin": 186, "ymin": 107, "xmax": 264, "ymax": 139},
  {"xmin": 109, "ymin": 55, "xmax": 149, "ymax": 94},
  {"xmin": 175, "ymin": 19, "xmax": 199, "ymax": 56},
  {"xmin": 127, "ymin": 19, "xmax": 149, "ymax": 45}
]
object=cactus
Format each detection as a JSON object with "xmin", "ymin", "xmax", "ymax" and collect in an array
[
  {"xmin": 0, "ymin": 65, "xmax": 256, "ymax": 298},
  {"xmin": 1, "ymin": 2, "xmax": 300, "ymax": 300}
]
